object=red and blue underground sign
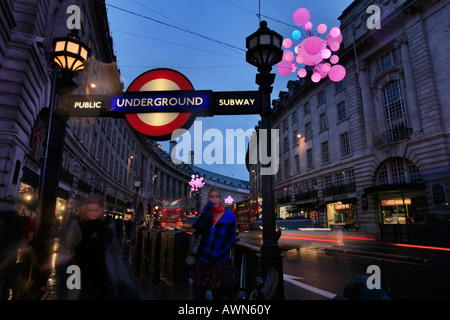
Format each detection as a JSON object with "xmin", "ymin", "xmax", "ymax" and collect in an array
[{"xmin": 57, "ymin": 68, "xmax": 261, "ymax": 140}]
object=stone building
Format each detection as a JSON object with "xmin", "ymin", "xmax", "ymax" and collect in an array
[
  {"xmin": 250, "ymin": 0, "xmax": 449, "ymax": 244},
  {"xmin": 0, "ymin": 0, "xmax": 248, "ymax": 231}
]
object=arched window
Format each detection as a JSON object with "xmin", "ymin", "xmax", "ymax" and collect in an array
[
  {"xmin": 375, "ymin": 158, "xmax": 422, "ymax": 186},
  {"xmin": 383, "ymin": 81, "xmax": 408, "ymax": 141}
]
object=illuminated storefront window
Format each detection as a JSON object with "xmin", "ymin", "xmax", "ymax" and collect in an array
[
  {"xmin": 55, "ymin": 197, "xmax": 67, "ymax": 222},
  {"xmin": 326, "ymin": 201, "xmax": 358, "ymax": 226},
  {"xmin": 381, "ymin": 198, "xmax": 411, "ymax": 224}
]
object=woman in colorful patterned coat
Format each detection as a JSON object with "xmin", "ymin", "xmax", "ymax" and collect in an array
[{"xmin": 192, "ymin": 188, "xmax": 239, "ymax": 300}]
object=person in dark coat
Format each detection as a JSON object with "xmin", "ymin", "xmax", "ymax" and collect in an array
[{"xmin": 58, "ymin": 194, "xmax": 138, "ymax": 300}]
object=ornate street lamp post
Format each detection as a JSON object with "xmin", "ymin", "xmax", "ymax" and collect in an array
[
  {"xmin": 134, "ymin": 180, "xmax": 141, "ymax": 222},
  {"xmin": 246, "ymin": 21, "xmax": 284, "ymax": 299},
  {"xmin": 34, "ymin": 30, "xmax": 90, "ymax": 289}
]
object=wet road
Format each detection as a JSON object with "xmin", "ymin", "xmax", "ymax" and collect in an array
[{"xmin": 239, "ymin": 230, "xmax": 450, "ymax": 300}]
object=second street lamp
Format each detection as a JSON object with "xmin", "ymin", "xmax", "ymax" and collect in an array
[{"xmin": 246, "ymin": 20, "xmax": 284, "ymax": 300}]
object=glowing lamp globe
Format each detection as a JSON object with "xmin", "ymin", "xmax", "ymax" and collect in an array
[{"xmin": 52, "ymin": 31, "xmax": 90, "ymax": 73}]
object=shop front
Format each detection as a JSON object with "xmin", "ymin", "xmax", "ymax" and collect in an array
[
  {"xmin": 326, "ymin": 199, "xmax": 358, "ymax": 230},
  {"xmin": 364, "ymin": 183, "xmax": 431, "ymax": 243}
]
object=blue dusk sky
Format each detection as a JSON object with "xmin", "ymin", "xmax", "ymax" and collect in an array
[{"xmin": 105, "ymin": 0, "xmax": 354, "ymax": 181}]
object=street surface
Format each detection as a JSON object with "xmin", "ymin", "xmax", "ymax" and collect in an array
[{"xmin": 238, "ymin": 229, "xmax": 450, "ymax": 300}]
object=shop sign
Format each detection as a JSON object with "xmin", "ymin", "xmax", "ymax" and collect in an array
[
  {"xmin": 381, "ymin": 199, "xmax": 411, "ymax": 206},
  {"xmin": 24, "ymin": 156, "xmax": 41, "ymax": 175},
  {"xmin": 432, "ymin": 184, "xmax": 446, "ymax": 205}
]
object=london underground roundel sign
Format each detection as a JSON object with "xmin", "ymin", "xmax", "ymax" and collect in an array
[{"xmin": 125, "ymin": 68, "xmax": 197, "ymax": 140}]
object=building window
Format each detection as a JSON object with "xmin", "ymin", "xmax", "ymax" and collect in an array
[
  {"xmin": 375, "ymin": 158, "xmax": 423, "ymax": 186},
  {"xmin": 284, "ymin": 159, "xmax": 290, "ymax": 178},
  {"xmin": 376, "ymin": 49, "xmax": 399, "ymax": 73},
  {"xmin": 383, "ymin": 80, "xmax": 408, "ymax": 141},
  {"xmin": 293, "ymin": 130, "xmax": 299, "ymax": 146},
  {"xmin": 335, "ymin": 80, "xmax": 345, "ymax": 92},
  {"xmin": 319, "ymin": 112, "xmax": 328, "ymax": 131},
  {"xmin": 284, "ymin": 137, "xmax": 289, "ymax": 152},
  {"xmin": 294, "ymin": 154, "xmax": 300, "ymax": 173},
  {"xmin": 283, "ymin": 119, "xmax": 288, "ymax": 132},
  {"xmin": 340, "ymin": 132, "xmax": 351, "ymax": 157},
  {"xmin": 292, "ymin": 110, "xmax": 298, "ymax": 123},
  {"xmin": 304, "ymin": 101, "xmax": 310, "ymax": 115},
  {"xmin": 305, "ymin": 122, "xmax": 312, "ymax": 139},
  {"xmin": 317, "ymin": 90, "xmax": 326, "ymax": 104},
  {"xmin": 306, "ymin": 148, "xmax": 314, "ymax": 169},
  {"xmin": 323, "ymin": 174, "xmax": 333, "ymax": 189},
  {"xmin": 337, "ymin": 101, "xmax": 347, "ymax": 121},
  {"xmin": 321, "ymin": 141, "xmax": 330, "ymax": 164}
]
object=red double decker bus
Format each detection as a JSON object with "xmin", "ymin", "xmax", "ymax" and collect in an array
[
  {"xmin": 232, "ymin": 196, "xmax": 262, "ymax": 230},
  {"xmin": 160, "ymin": 198, "xmax": 184, "ymax": 230}
]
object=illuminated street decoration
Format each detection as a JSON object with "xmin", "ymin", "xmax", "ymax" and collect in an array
[
  {"xmin": 224, "ymin": 196, "xmax": 234, "ymax": 205},
  {"xmin": 277, "ymin": 7, "xmax": 346, "ymax": 83},
  {"xmin": 189, "ymin": 175, "xmax": 205, "ymax": 191}
]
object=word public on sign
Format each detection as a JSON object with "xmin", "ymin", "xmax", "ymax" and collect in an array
[
  {"xmin": 57, "ymin": 91, "xmax": 261, "ymax": 117},
  {"xmin": 56, "ymin": 95, "xmax": 113, "ymax": 117}
]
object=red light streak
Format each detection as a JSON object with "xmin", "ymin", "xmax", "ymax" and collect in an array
[
  {"xmin": 393, "ymin": 243, "xmax": 450, "ymax": 252},
  {"xmin": 281, "ymin": 235, "xmax": 338, "ymax": 243},
  {"xmin": 282, "ymin": 233, "xmax": 376, "ymax": 241}
]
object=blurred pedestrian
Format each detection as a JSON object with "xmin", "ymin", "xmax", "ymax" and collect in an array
[
  {"xmin": 192, "ymin": 188, "xmax": 239, "ymax": 300},
  {"xmin": 58, "ymin": 194, "xmax": 138, "ymax": 300},
  {"xmin": 0, "ymin": 199, "xmax": 35, "ymax": 299}
]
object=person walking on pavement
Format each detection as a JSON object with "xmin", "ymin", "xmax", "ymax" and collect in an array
[
  {"xmin": 192, "ymin": 188, "xmax": 239, "ymax": 300},
  {"xmin": 57, "ymin": 194, "xmax": 138, "ymax": 300}
]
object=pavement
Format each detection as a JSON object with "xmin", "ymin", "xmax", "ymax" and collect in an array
[{"xmin": 36, "ymin": 228, "xmax": 450, "ymax": 300}]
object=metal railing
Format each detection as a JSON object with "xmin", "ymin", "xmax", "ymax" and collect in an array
[
  {"xmin": 232, "ymin": 241, "xmax": 282, "ymax": 300},
  {"xmin": 373, "ymin": 126, "xmax": 413, "ymax": 147}
]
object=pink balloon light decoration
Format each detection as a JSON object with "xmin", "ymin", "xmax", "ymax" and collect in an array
[
  {"xmin": 277, "ymin": 60, "xmax": 293, "ymax": 76},
  {"xmin": 284, "ymin": 50, "xmax": 294, "ymax": 62},
  {"xmin": 293, "ymin": 8, "xmax": 310, "ymax": 26},
  {"xmin": 330, "ymin": 27, "xmax": 341, "ymax": 38},
  {"xmin": 321, "ymin": 48, "xmax": 332, "ymax": 59},
  {"xmin": 330, "ymin": 55, "xmax": 339, "ymax": 64},
  {"xmin": 276, "ymin": 6, "xmax": 346, "ymax": 84},
  {"xmin": 311, "ymin": 72, "xmax": 321, "ymax": 83},
  {"xmin": 303, "ymin": 21, "xmax": 313, "ymax": 31},
  {"xmin": 317, "ymin": 24, "xmax": 327, "ymax": 34},
  {"xmin": 328, "ymin": 65, "xmax": 346, "ymax": 82},
  {"xmin": 298, "ymin": 68, "xmax": 307, "ymax": 78},
  {"xmin": 283, "ymin": 38, "xmax": 292, "ymax": 49},
  {"xmin": 304, "ymin": 36, "xmax": 322, "ymax": 55}
]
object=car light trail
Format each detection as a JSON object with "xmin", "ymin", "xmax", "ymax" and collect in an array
[
  {"xmin": 282, "ymin": 233, "xmax": 376, "ymax": 241},
  {"xmin": 393, "ymin": 243, "xmax": 450, "ymax": 252}
]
